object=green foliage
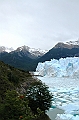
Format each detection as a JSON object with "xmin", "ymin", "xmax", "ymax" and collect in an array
[
  {"xmin": 0, "ymin": 77, "xmax": 14, "ymax": 103},
  {"xmin": 0, "ymin": 61, "xmax": 34, "ymax": 102},
  {"xmin": 0, "ymin": 90, "xmax": 35, "ymax": 120},
  {"xmin": 26, "ymin": 81, "xmax": 52, "ymax": 113},
  {"xmin": 8, "ymin": 72, "xmax": 19, "ymax": 85},
  {"xmin": 0, "ymin": 61, "xmax": 51, "ymax": 119}
]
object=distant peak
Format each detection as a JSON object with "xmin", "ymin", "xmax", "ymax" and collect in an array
[
  {"xmin": 0, "ymin": 46, "xmax": 14, "ymax": 53},
  {"xmin": 16, "ymin": 45, "xmax": 47, "ymax": 52},
  {"xmin": 16, "ymin": 46, "xmax": 30, "ymax": 52},
  {"xmin": 15, "ymin": 45, "xmax": 48, "ymax": 58},
  {"xmin": 54, "ymin": 42, "xmax": 70, "ymax": 49},
  {"xmin": 66, "ymin": 39, "xmax": 79, "ymax": 45},
  {"xmin": 54, "ymin": 39, "xmax": 79, "ymax": 49}
]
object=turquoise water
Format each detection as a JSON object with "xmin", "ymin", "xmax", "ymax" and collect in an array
[{"xmin": 46, "ymin": 108, "xmax": 64, "ymax": 120}]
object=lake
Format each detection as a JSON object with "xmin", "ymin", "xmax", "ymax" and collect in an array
[
  {"xmin": 37, "ymin": 76, "xmax": 79, "ymax": 120},
  {"xmin": 46, "ymin": 108, "xmax": 64, "ymax": 120}
]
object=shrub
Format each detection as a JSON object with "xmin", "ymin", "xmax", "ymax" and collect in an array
[
  {"xmin": 0, "ymin": 90, "xmax": 34, "ymax": 120},
  {"xmin": 26, "ymin": 81, "xmax": 52, "ymax": 113}
]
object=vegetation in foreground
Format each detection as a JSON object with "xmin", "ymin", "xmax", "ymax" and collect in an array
[{"xmin": 0, "ymin": 61, "xmax": 52, "ymax": 120}]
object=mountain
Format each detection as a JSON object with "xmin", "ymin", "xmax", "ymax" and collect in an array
[
  {"xmin": 0, "ymin": 45, "xmax": 47, "ymax": 59},
  {"xmin": 36, "ymin": 40, "xmax": 79, "ymax": 63},
  {"xmin": 0, "ymin": 46, "xmax": 14, "ymax": 53},
  {"xmin": 66, "ymin": 39, "xmax": 79, "ymax": 46},
  {"xmin": 0, "ymin": 45, "xmax": 47, "ymax": 71},
  {"xmin": 1, "ymin": 40, "xmax": 79, "ymax": 71},
  {"xmin": 0, "ymin": 50, "xmax": 33, "ymax": 71},
  {"xmin": 14, "ymin": 45, "xmax": 47, "ymax": 59},
  {"xmin": 54, "ymin": 41, "xmax": 79, "ymax": 49}
]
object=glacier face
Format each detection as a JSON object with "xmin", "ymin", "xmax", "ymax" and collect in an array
[
  {"xmin": 36, "ymin": 57, "xmax": 79, "ymax": 77},
  {"xmin": 35, "ymin": 57, "xmax": 79, "ymax": 120}
]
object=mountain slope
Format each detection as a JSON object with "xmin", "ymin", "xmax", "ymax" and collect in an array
[
  {"xmin": 0, "ymin": 46, "xmax": 14, "ymax": 53},
  {"xmin": 1, "ymin": 40, "xmax": 79, "ymax": 71},
  {"xmin": 0, "ymin": 60, "xmax": 35, "ymax": 102},
  {"xmin": 54, "ymin": 42, "xmax": 79, "ymax": 49},
  {"xmin": 0, "ymin": 45, "xmax": 47, "ymax": 71},
  {"xmin": 36, "ymin": 40, "xmax": 79, "ymax": 63},
  {"xmin": 13, "ymin": 45, "xmax": 47, "ymax": 59},
  {"xmin": 0, "ymin": 51, "xmax": 34, "ymax": 71}
]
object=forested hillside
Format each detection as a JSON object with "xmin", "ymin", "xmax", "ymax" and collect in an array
[
  {"xmin": 0, "ymin": 61, "xmax": 52, "ymax": 120},
  {"xmin": 0, "ymin": 61, "xmax": 35, "ymax": 102}
]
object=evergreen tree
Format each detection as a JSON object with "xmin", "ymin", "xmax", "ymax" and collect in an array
[{"xmin": 26, "ymin": 81, "xmax": 52, "ymax": 113}]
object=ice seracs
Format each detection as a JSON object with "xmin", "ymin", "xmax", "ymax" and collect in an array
[{"xmin": 36, "ymin": 57, "xmax": 79, "ymax": 77}]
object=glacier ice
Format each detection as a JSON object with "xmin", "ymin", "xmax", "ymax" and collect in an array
[
  {"xmin": 35, "ymin": 57, "xmax": 79, "ymax": 120},
  {"xmin": 36, "ymin": 57, "xmax": 79, "ymax": 77}
]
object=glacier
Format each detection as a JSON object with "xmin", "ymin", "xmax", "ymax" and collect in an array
[
  {"xmin": 36, "ymin": 57, "xmax": 79, "ymax": 77},
  {"xmin": 35, "ymin": 57, "xmax": 79, "ymax": 120}
]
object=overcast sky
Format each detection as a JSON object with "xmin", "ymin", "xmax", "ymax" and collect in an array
[{"xmin": 0, "ymin": 0, "xmax": 79, "ymax": 50}]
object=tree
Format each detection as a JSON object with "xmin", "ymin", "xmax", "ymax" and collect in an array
[
  {"xmin": 26, "ymin": 81, "xmax": 52, "ymax": 113},
  {"xmin": 0, "ymin": 90, "xmax": 35, "ymax": 120}
]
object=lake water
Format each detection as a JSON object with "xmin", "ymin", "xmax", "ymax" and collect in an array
[
  {"xmin": 37, "ymin": 76, "xmax": 79, "ymax": 120},
  {"xmin": 46, "ymin": 108, "xmax": 64, "ymax": 120}
]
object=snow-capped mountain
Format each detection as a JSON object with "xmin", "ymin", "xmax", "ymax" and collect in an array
[
  {"xmin": 0, "ymin": 45, "xmax": 48, "ymax": 71},
  {"xmin": 29, "ymin": 48, "xmax": 48, "ymax": 57},
  {"xmin": 15, "ymin": 45, "xmax": 48, "ymax": 58},
  {"xmin": 66, "ymin": 39, "xmax": 79, "ymax": 45},
  {"xmin": 54, "ymin": 39, "xmax": 79, "ymax": 49},
  {"xmin": 0, "ymin": 46, "xmax": 14, "ymax": 53},
  {"xmin": 36, "ymin": 39, "xmax": 79, "ymax": 64},
  {"xmin": 1, "ymin": 39, "xmax": 79, "ymax": 71},
  {"xmin": 0, "ymin": 45, "xmax": 47, "ymax": 56},
  {"xmin": 0, "ymin": 45, "xmax": 47, "ymax": 59}
]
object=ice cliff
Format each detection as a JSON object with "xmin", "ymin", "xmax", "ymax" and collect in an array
[{"xmin": 36, "ymin": 57, "xmax": 79, "ymax": 77}]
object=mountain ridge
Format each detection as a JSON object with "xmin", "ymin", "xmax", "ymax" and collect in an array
[
  {"xmin": 0, "ymin": 46, "xmax": 14, "ymax": 53},
  {"xmin": 54, "ymin": 41, "xmax": 79, "ymax": 49},
  {"xmin": 0, "ymin": 40, "xmax": 79, "ymax": 71},
  {"xmin": 0, "ymin": 45, "xmax": 47, "ymax": 59},
  {"xmin": 36, "ymin": 39, "xmax": 79, "ymax": 64}
]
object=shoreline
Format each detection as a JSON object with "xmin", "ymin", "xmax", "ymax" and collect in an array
[{"xmin": 46, "ymin": 108, "xmax": 64, "ymax": 120}]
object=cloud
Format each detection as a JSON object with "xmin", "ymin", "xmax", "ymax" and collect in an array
[{"xmin": 0, "ymin": 0, "xmax": 79, "ymax": 50}]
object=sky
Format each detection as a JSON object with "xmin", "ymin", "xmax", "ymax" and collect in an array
[{"xmin": 0, "ymin": 0, "xmax": 79, "ymax": 50}]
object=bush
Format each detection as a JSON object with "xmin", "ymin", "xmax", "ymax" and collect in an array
[
  {"xmin": 0, "ymin": 90, "xmax": 35, "ymax": 120},
  {"xmin": 26, "ymin": 81, "xmax": 52, "ymax": 113}
]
